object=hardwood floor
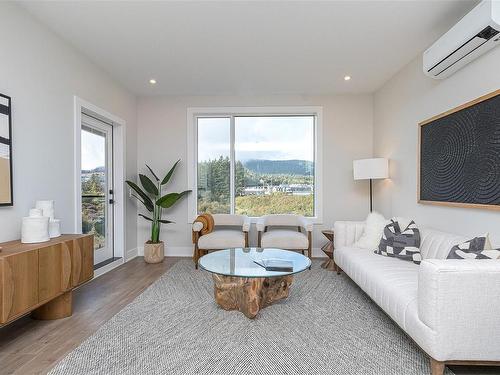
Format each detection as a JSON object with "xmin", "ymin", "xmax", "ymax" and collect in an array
[
  {"xmin": 0, "ymin": 256, "xmax": 498, "ymax": 375},
  {"xmin": 0, "ymin": 257, "xmax": 181, "ymax": 375}
]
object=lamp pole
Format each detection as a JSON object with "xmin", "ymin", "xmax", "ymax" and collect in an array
[{"xmin": 369, "ymin": 178, "xmax": 373, "ymax": 212}]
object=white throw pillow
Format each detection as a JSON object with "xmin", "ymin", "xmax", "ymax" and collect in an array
[{"xmin": 353, "ymin": 212, "xmax": 387, "ymax": 250}]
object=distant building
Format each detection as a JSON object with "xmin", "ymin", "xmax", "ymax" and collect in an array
[{"xmin": 243, "ymin": 184, "xmax": 312, "ymax": 196}]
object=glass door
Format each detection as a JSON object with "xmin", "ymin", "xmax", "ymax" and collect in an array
[{"xmin": 81, "ymin": 113, "xmax": 114, "ymax": 265}]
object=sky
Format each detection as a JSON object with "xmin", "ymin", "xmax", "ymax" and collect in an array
[
  {"xmin": 197, "ymin": 116, "xmax": 315, "ymax": 162},
  {"xmin": 82, "ymin": 128, "xmax": 105, "ymax": 170},
  {"xmin": 81, "ymin": 115, "xmax": 315, "ymax": 170}
]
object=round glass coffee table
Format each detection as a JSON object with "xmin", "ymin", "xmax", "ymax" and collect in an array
[{"xmin": 199, "ymin": 248, "xmax": 311, "ymax": 318}]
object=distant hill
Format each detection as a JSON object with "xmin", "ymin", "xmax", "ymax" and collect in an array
[
  {"xmin": 82, "ymin": 166, "xmax": 105, "ymax": 174},
  {"xmin": 243, "ymin": 159, "xmax": 313, "ymax": 175}
]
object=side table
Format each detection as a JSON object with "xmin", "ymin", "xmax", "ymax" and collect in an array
[{"xmin": 320, "ymin": 230, "xmax": 337, "ymax": 272}]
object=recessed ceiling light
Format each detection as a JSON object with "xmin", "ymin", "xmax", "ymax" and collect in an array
[
  {"xmin": 149, "ymin": 79, "xmax": 157, "ymax": 85},
  {"xmin": 344, "ymin": 75, "xmax": 351, "ymax": 81}
]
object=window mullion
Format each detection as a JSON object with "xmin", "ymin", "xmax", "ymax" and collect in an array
[{"xmin": 229, "ymin": 115, "xmax": 235, "ymax": 214}]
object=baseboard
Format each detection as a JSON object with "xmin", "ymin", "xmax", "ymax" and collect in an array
[
  {"xmin": 125, "ymin": 247, "xmax": 139, "ymax": 261},
  {"xmin": 137, "ymin": 246, "xmax": 193, "ymax": 257},
  {"xmin": 137, "ymin": 246, "xmax": 326, "ymax": 258}
]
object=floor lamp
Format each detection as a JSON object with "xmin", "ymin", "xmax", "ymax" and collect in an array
[{"xmin": 353, "ymin": 158, "xmax": 389, "ymax": 212}]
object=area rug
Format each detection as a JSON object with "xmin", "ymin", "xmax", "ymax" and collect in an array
[{"xmin": 49, "ymin": 259, "xmax": 453, "ymax": 375}]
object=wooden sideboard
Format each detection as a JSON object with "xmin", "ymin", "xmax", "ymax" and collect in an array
[{"xmin": 0, "ymin": 234, "xmax": 93, "ymax": 325}]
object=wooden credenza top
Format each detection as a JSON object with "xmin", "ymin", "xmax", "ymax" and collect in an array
[{"xmin": 0, "ymin": 234, "xmax": 91, "ymax": 258}]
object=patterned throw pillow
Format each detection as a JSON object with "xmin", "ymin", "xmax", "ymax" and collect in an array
[
  {"xmin": 375, "ymin": 219, "xmax": 422, "ymax": 264},
  {"xmin": 447, "ymin": 236, "xmax": 500, "ymax": 259}
]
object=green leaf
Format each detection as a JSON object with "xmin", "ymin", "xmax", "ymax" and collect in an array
[
  {"xmin": 139, "ymin": 174, "xmax": 158, "ymax": 196},
  {"xmin": 161, "ymin": 159, "xmax": 180, "ymax": 185},
  {"xmin": 131, "ymin": 194, "xmax": 145, "ymax": 205},
  {"xmin": 159, "ymin": 219, "xmax": 174, "ymax": 224},
  {"xmin": 145, "ymin": 164, "xmax": 159, "ymax": 182},
  {"xmin": 156, "ymin": 190, "xmax": 191, "ymax": 208},
  {"xmin": 126, "ymin": 180, "xmax": 154, "ymax": 212},
  {"xmin": 138, "ymin": 214, "xmax": 153, "ymax": 222}
]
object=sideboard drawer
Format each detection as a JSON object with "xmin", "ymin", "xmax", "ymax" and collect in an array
[
  {"xmin": 38, "ymin": 243, "xmax": 72, "ymax": 303},
  {"xmin": 71, "ymin": 236, "xmax": 94, "ymax": 287},
  {"xmin": 0, "ymin": 251, "xmax": 39, "ymax": 323}
]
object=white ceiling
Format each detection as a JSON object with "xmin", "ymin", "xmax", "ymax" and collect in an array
[{"xmin": 20, "ymin": 1, "xmax": 477, "ymax": 96}]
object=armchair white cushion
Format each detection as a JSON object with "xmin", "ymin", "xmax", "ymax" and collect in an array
[
  {"xmin": 260, "ymin": 230, "xmax": 308, "ymax": 249},
  {"xmin": 198, "ymin": 229, "xmax": 246, "ymax": 250},
  {"xmin": 192, "ymin": 214, "xmax": 250, "ymax": 233},
  {"xmin": 256, "ymin": 214, "xmax": 312, "ymax": 232},
  {"xmin": 212, "ymin": 214, "xmax": 251, "ymax": 232}
]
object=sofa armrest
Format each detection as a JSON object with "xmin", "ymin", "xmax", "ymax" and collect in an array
[
  {"xmin": 418, "ymin": 259, "xmax": 500, "ymax": 359},
  {"xmin": 333, "ymin": 221, "xmax": 365, "ymax": 248}
]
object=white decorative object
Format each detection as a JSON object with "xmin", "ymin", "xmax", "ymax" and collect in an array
[
  {"xmin": 29, "ymin": 208, "xmax": 43, "ymax": 217},
  {"xmin": 22, "ymin": 200, "xmax": 62, "ymax": 243},
  {"xmin": 49, "ymin": 219, "xmax": 61, "ymax": 238},
  {"xmin": 353, "ymin": 211, "xmax": 387, "ymax": 249},
  {"xmin": 21, "ymin": 216, "xmax": 50, "ymax": 244},
  {"xmin": 35, "ymin": 200, "xmax": 55, "ymax": 219}
]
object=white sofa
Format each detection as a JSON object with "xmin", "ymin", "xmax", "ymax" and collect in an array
[{"xmin": 333, "ymin": 220, "xmax": 500, "ymax": 375}]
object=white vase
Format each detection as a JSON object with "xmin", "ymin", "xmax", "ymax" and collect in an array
[
  {"xmin": 29, "ymin": 208, "xmax": 43, "ymax": 217},
  {"xmin": 35, "ymin": 200, "xmax": 55, "ymax": 219},
  {"xmin": 49, "ymin": 219, "xmax": 61, "ymax": 238},
  {"xmin": 21, "ymin": 216, "xmax": 50, "ymax": 244}
]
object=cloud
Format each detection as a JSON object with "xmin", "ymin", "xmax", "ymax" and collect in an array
[{"xmin": 198, "ymin": 116, "xmax": 314, "ymax": 161}]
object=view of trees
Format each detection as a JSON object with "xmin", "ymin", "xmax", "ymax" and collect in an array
[
  {"xmin": 82, "ymin": 170, "xmax": 106, "ymax": 250},
  {"xmin": 197, "ymin": 157, "xmax": 314, "ymax": 216}
]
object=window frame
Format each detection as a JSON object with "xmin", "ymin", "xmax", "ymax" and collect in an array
[{"xmin": 187, "ymin": 106, "xmax": 323, "ymax": 224}]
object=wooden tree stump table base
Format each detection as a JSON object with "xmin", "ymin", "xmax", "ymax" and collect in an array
[{"xmin": 212, "ymin": 274, "xmax": 293, "ymax": 319}]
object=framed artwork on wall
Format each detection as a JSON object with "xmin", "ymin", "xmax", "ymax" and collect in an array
[
  {"xmin": 418, "ymin": 89, "xmax": 500, "ymax": 210},
  {"xmin": 0, "ymin": 93, "xmax": 13, "ymax": 206}
]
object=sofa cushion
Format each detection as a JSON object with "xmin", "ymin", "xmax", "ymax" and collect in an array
[
  {"xmin": 198, "ymin": 229, "xmax": 245, "ymax": 250},
  {"xmin": 260, "ymin": 230, "xmax": 308, "ymax": 249},
  {"xmin": 447, "ymin": 236, "xmax": 500, "ymax": 259},
  {"xmin": 375, "ymin": 220, "xmax": 421, "ymax": 264},
  {"xmin": 335, "ymin": 246, "xmax": 418, "ymax": 329},
  {"xmin": 419, "ymin": 228, "xmax": 468, "ymax": 260},
  {"xmin": 353, "ymin": 212, "xmax": 387, "ymax": 250}
]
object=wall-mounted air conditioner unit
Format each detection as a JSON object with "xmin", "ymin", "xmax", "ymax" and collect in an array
[{"xmin": 423, "ymin": 0, "xmax": 500, "ymax": 79}]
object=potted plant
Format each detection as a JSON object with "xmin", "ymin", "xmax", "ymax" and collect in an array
[{"xmin": 126, "ymin": 160, "xmax": 191, "ymax": 263}]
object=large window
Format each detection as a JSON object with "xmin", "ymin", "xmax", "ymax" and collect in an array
[{"xmin": 190, "ymin": 107, "xmax": 322, "ymax": 220}]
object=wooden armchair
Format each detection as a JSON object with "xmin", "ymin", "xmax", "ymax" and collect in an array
[
  {"xmin": 192, "ymin": 214, "xmax": 250, "ymax": 269},
  {"xmin": 256, "ymin": 214, "xmax": 313, "ymax": 260}
]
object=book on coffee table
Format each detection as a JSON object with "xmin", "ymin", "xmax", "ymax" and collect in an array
[{"xmin": 253, "ymin": 258, "xmax": 294, "ymax": 272}]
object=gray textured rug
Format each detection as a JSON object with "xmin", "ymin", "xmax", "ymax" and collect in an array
[{"xmin": 49, "ymin": 259, "xmax": 453, "ymax": 375}]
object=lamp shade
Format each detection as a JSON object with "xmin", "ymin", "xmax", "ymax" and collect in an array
[{"xmin": 353, "ymin": 158, "xmax": 389, "ymax": 180}]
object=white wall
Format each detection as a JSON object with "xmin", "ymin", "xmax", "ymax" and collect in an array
[
  {"xmin": 373, "ymin": 47, "xmax": 500, "ymax": 243},
  {"xmin": 0, "ymin": 3, "xmax": 138, "ymax": 253},
  {"xmin": 137, "ymin": 94, "xmax": 374, "ymax": 256}
]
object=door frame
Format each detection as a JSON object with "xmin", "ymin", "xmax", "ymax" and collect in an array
[
  {"xmin": 81, "ymin": 117, "xmax": 114, "ymax": 264},
  {"xmin": 74, "ymin": 96, "xmax": 126, "ymax": 275}
]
